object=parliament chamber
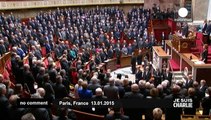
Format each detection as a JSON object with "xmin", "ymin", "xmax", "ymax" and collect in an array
[{"xmin": 0, "ymin": 0, "xmax": 211, "ymax": 120}]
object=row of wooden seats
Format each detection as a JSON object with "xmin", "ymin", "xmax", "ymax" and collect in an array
[
  {"xmin": 181, "ymin": 115, "xmax": 211, "ymax": 120},
  {"xmin": 72, "ymin": 109, "xmax": 104, "ymax": 120},
  {"xmin": 71, "ymin": 109, "xmax": 211, "ymax": 120}
]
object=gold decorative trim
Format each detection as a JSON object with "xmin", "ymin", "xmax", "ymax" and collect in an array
[{"xmin": 182, "ymin": 42, "xmax": 188, "ymax": 48}]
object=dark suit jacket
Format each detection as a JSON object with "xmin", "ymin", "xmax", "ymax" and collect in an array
[
  {"xmin": 153, "ymin": 70, "xmax": 162, "ymax": 87},
  {"xmin": 87, "ymin": 84, "xmax": 101, "ymax": 95},
  {"xmin": 23, "ymin": 71, "xmax": 36, "ymax": 94},
  {"xmin": 202, "ymin": 49, "xmax": 208, "ymax": 63},
  {"xmin": 182, "ymin": 25, "xmax": 189, "ymax": 37},
  {"xmin": 199, "ymin": 85, "xmax": 208, "ymax": 94},
  {"xmin": 105, "ymin": 114, "xmax": 130, "ymax": 120},
  {"xmin": 123, "ymin": 92, "xmax": 144, "ymax": 120},
  {"xmin": 184, "ymin": 79, "xmax": 193, "ymax": 89},
  {"xmin": 8, "ymin": 106, "xmax": 25, "ymax": 120},
  {"xmin": 165, "ymin": 94, "xmax": 183, "ymax": 120},
  {"xmin": 53, "ymin": 83, "xmax": 68, "ymax": 99},
  {"xmin": 184, "ymin": 95, "xmax": 200, "ymax": 115},
  {"xmin": 135, "ymin": 70, "xmax": 143, "ymax": 82},
  {"xmin": 206, "ymin": 24, "xmax": 211, "ymax": 34},
  {"xmin": 202, "ymin": 96, "xmax": 211, "ymax": 115},
  {"xmin": 104, "ymin": 85, "xmax": 119, "ymax": 99},
  {"xmin": 0, "ymin": 95, "xmax": 9, "ymax": 120},
  {"xmin": 143, "ymin": 71, "xmax": 151, "ymax": 81},
  {"xmin": 131, "ymin": 56, "xmax": 136, "ymax": 66},
  {"xmin": 202, "ymin": 23, "xmax": 207, "ymax": 33},
  {"xmin": 26, "ymin": 108, "xmax": 50, "ymax": 120},
  {"xmin": 92, "ymin": 95, "xmax": 108, "ymax": 115},
  {"xmin": 137, "ymin": 54, "xmax": 143, "ymax": 65},
  {"xmin": 163, "ymin": 72, "xmax": 172, "ymax": 85}
]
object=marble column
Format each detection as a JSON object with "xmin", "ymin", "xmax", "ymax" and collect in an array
[{"xmin": 207, "ymin": 0, "xmax": 211, "ymax": 20}]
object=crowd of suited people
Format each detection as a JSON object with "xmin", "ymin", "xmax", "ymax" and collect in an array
[{"xmin": 0, "ymin": 5, "xmax": 211, "ymax": 120}]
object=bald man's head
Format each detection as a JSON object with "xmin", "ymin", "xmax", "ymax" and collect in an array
[
  {"xmin": 9, "ymin": 95, "xmax": 20, "ymax": 106},
  {"xmin": 37, "ymin": 88, "xmax": 45, "ymax": 98},
  {"xmin": 95, "ymin": 88, "xmax": 103, "ymax": 96},
  {"xmin": 109, "ymin": 78, "xmax": 115, "ymax": 86},
  {"xmin": 131, "ymin": 84, "xmax": 140, "ymax": 93}
]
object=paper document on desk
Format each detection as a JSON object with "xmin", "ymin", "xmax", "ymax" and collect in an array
[{"xmin": 194, "ymin": 61, "xmax": 205, "ymax": 64}]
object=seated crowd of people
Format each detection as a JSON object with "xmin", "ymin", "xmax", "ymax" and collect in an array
[{"xmin": 0, "ymin": 6, "xmax": 210, "ymax": 120}]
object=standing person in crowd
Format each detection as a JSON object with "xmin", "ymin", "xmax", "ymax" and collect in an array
[
  {"xmin": 202, "ymin": 87, "xmax": 211, "ymax": 115},
  {"xmin": 184, "ymin": 74, "xmax": 194, "ymax": 89},
  {"xmin": 163, "ymin": 68, "xmax": 172, "ymax": 86},
  {"xmin": 182, "ymin": 22, "xmax": 189, "ymax": 38},
  {"xmin": 206, "ymin": 20, "xmax": 211, "ymax": 44},
  {"xmin": 104, "ymin": 78, "xmax": 119, "ymax": 99},
  {"xmin": 137, "ymin": 49, "xmax": 143, "ymax": 65},
  {"xmin": 0, "ymin": 83, "xmax": 9, "ymax": 120},
  {"xmin": 165, "ymin": 85, "xmax": 183, "ymax": 120},
  {"xmin": 92, "ymin": 88, "xmax": 108, "ymax": 116},
  {"xmin": 202, "ymin": 19, "xmax": 207, "ymax": 33},
  {"xmin": 131, "ymin": 52, "xmax": 137, "ymax": 74},
  {"xmin": 105, "ymin": 107, "xmax": 129, "ymax": 120},
  {"xmin": 23, "ymin": 64, "xmax": 36, "ymax": 94},
  {"xmin": 201, "ymin": 44, "xmax": 208, "ymax": 63},
  {"xmin": 123, "ymin": 84, "xmax": 144, "ymax": 120},
  {"xmin": 199, "ymin": 79, "xmax": 208, "ymax": 97},
  {"xmin": 184, "ymin": 87, "xmax": 200, "ymax": 115}
]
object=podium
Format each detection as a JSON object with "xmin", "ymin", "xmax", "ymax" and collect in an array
[
  {"xmin": 152, "ymin": 46, "xmax": 171, "ymax": 71},
  {"xmin": 172, "ymin": 34, "xmax": 195, "ymax": 53},
  {"xmin": 104, "ymin": 58, "xmax": 117, "ymax": 71},
  {"xmin": 120, "ymin": 55, "xmax": 131, "ymax": 68}
]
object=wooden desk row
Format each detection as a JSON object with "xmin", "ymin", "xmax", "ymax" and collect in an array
[{"xmin": 102, "ymin": 55, "xmax": 132, "ymax": 72}]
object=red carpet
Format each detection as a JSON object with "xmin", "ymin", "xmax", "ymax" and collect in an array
[{"xmin": 169, "ymin": 59, "xmax": 180, "ymax": 71}]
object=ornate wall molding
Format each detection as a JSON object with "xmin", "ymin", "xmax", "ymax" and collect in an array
[{"xmin": 0, "ymin": 0, "xmax": 144, "ymax": 10}]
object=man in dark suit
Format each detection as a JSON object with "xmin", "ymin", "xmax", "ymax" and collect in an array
[
  {"xmin": 199, "ymin": 79, "xmax": 208, "ymax": 96},
  {"xmin": 53, "ymin": 75, "xmax": 68, "ymax": 99},
  {"xmin": 184, "ymin": 74, "xmax": 194, "ymax": 89},
  {"xmin": 202, "ymin": 87, "xmax": 211, "ymax": 115},
  {"xmin": 103, "ymin": 78, "xmax": 119, "ymax": 99},
  {"xmin": 184, "ymin": 88, "xmax": 200, "ymax": 115},
  {"xmin": 26, "ymin": 93, "xmax": 50, "ymax": 120},
  {"xmin": 202, "ymin": 19, "xmax": 207, "ymax": 33},
  {"xmin": 143, "ymin": 66, "xmax": 151, "ymax": 82},
  {"xmin": 153, "ymin": 68, "xmax": 162, "ymax": 87},
  {"xmin": 206, "ymin": 20, "xmax": 211, "ymax": 44},
  {"xmin": 8, "ymin": 95, "xmax": 26, "ymax": 120},
  {"xmin": 105, "ymin": 107, "xmax": 129, "ymax": 120},
  {"xmin": 131, "ymin": 52, "xmax": 137, "ymax": 74},
  {"xmin": 92, "ymin": 88, "xmax": 108, "ymax": 116},
  {"xmin": 201, "ymin": 44, "xmax": 208, "ymax": 63},
  {"xmin": 23, "ymin": 64, "xmax": 36, "ymax": 94},
  {"xmin": 165, "ymin": 85, "xmax": 183, "ymax": 120},
  {"xmin": 135, "ymin": 67, "xmax": 143, "ymax": 83},
  {"xmin": 123, "ymin": 84, "xmax": 143, "ymax": 120},
  {"xmin": 0, "ymin": 83, "xmax": 9, "ymax": 120},
  {"xmin": 87, "ymin": 77, "xmax": 101, "ymax": 95},
  {"xmin": 136, "ymin": 50, "xmax": 143, "ymax": 65},
  {"xmin": 163, "ymin": 68, "xmax": 172, "ymax": 86},
  {"xmin": 182, "ymin": 23, "xmax": 189, "ymax": 37}
]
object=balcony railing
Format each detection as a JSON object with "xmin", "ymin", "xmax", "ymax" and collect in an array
[{"xmin": 0, "ymin": 0, "xmax": 144, "ymax": 10}]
